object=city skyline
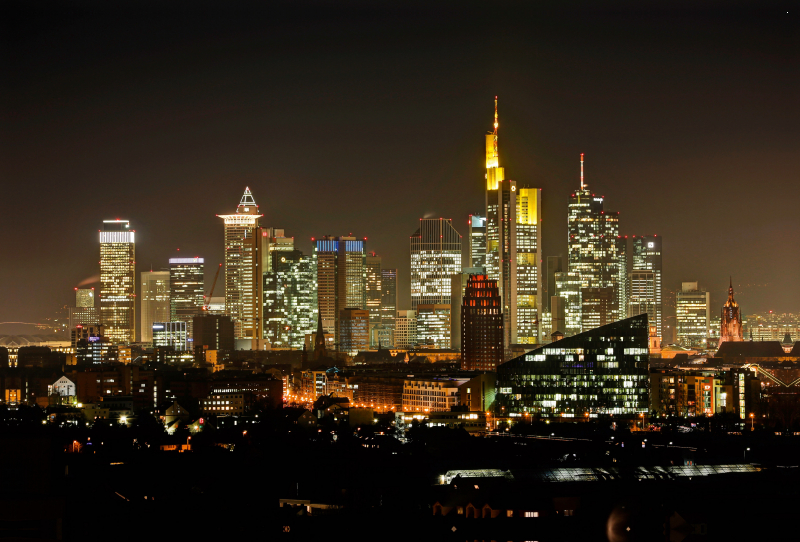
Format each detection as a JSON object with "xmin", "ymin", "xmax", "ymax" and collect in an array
[{"xmin": 2, "ymin": 3, "xmax": 798, "ymax": 328}]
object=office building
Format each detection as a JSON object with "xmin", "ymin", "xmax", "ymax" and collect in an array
[
  {"xmin": 380, "ymin": 268, "xmax": 397, "ymax": 332},
  {"xmin": 140, "ymin": 271, "xmax": 170, "ymax": 343},
  {"xmin": 416, "ymin": 304, "xmax": 452, "ymax": 349},
  {"xmin": 169, "ymin": 257, "xmax": 204, "ymax": 342},
  {"xmin": 628, "ymin": 271, "xmax": 656, "ymax": 327},
  {"xmin": 365, "ymin": 253, "xmax": 382, "ymax": 335},
  {"xmin": 746, "ymin": 312, "xmax": 800, "ymax": 343},
  {"xmin": 495, "ymin": 314, "xmax": 650, "ymax": 419},
  {"xmin": 313, "ymin": 236, "xmax": 366, "ymax": 343},
  {"xmin": 339, "ymin": 308, "xmax": 370, "ymax": 355},
  {"xmin": 719, "ymin": 278, "xmax": 744, "ymax": 347},
  {"xmin": 70, "ymin": 324, "xmax": 104, "ymax": 349},
  {"xmin": 193, "ymin": 314, "xmax": 235, "ymax": 361},
  {"xmin": 630, "ymin": 235, "xmax": 662, "ymax": 338},
  {"xmin": 484, "ymin": 99, "xmax": 517, "ymax": 351},
  {"xmin": 555, "ymin": 271, "xmax": 582, "ymax": 337},
  {"xmin": 468, "ymin": 214, "xmax": 487, "ymax": 269},
  {"xmin": 410, "ymin": 218, "xmax": 462, "ymax": 310},
  {"xmin": 515, "ymin": 186, "xmax": 542, "ymax": 344},
  {"xmin": 260, "ymin": 228, "xmax": 294, "ymax": 272},
  {"xmin": 449, "ymin": 267, "xmax": 483, "ymax": 351},
  {"xmin": 545, "ymin": 256, "xmax": 563, "ymax": 313},
  {"xmin": 402, "ymin": 377, "xmax": 468, "ymax": 412},
  {"xmin": 262, "ymin": 249, "xmax": 317, "ymax": 348},
  {"xmin": 461, "ymin": 275, "xmax": 503, "ymax": 371},
  {"xmin": 152, "ymin": 322, "xmax": 188, "ymax": 351},
  {"xmin": 69, "ymin": 287, "xmax": 98, "ymax": 331},
  {"xmin": 581, "ymin": 287, "xmax": 615, "ymax": 331},
  {"xmin": 218, "ymin": 187, "xmax": 263, "ymax": 345},
  {"xmin": 395, "ymin": 310, "xmax": 417, "ymax": 348},
  {"xmin": 676, "ymin": 282, "xmax": 710, "ymax": 348},
  {"xmin": 99, "ymin": 219, "xmax": 136, "ymax": 344}
]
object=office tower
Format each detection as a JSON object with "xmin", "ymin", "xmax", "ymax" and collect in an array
[
  {"xmin": 193, "ymin": 314, "xmax": 235, "ymax": 361},
  {"xmin": 71, "ymin": 324, "xmax": 104, "ymax": 349},
  {"xmin": 339, "ymin": 308, "xmax": 370, "ymax": 355},
  {"xmin": 516, "ymin": 186, "xmax": 542, "ymax": 344},
  {"xmin": 99, "ymin": 219, "xmax": 136, "ymax": 344},
  {"xmin": 69, "ymin": 288, "xmax": 98, "ymax": 330},
  {"xmin": 567, "ymin": 155, "xmax": 624, "ymax": 318},
  {"xmin": 555, "ymin": 271, "xmax": 582, "ymax": 337},
  {"xmin": 395, "ymin": 310, "xmax": 417, "ymax": 348},
  {"xmin": 450, "ymin": 267, "xmax": 485, "ymax": 351},
  {"xmin": 262, "ymin": 249, "xmax": 317, "ymax": 348},
  {"xmin": 495, "ymin": 314, "xmax": 650, "ymax": 419},
  {"xmin": 545, "ymin": 256, "xmax": 563, "ymax": 313},
  {"xmin": 169, "ymin": 257, "xmax": 204, "ymax": 343},
  {"xmin": 483, "ymin": 98, "xmax": 517, "ymax": 350},
  {"xmin": 719, "ymin": 278, "xmax": 743, "ymax": 347},
  {"xmin": 461, "ymin": 275, "xmax": 503, "ymax": 371},
  {"xmin": 614, "ymin": 236, "xmax": 629, "ymax": 319},
  {"xmin": 260, "ymin": 228, "xmax": 294, "ymax": 272},
  {"xmin": 581, "ymin": 287, "xmax": 615, "ymax": 331},
  {"xmin": 676, "ymin": 282, "xmax": 710, "ymax": 348},
  {"xmin": 313, "ymin": 236, "xmax": 366, "ymax": 343},
  {"xmin": 152, "ymin": 322, "xmax": 188, "ymax": 351},
  {"xmin": 365, "ymin": 252, "xmax": 382, "ymax": 331},
  {"xmin": 218, "ymin": 187, "xmax": 263, "ymax": 345},
  {"xmin": 410, "ymin": 218, "xmax": 462, "ymax": 309},
  {"xmin": 380, "ymin": 268, "xmax": 397, "ymax": 332},
  {"xmin": 140, "ymin": 271, "xmax": 170, "ymax": 343},
  {"xmin": 630, "ymin": 235, "xmax": 663, "ymax": 338},
  {"xmin": 628, "ymin": 271, "xmax": 656, "ymax": 329},
  {"xmin": 468, "ymin": 214, "xmax": 487, "ymax": 269},
  {"xmin": 416, "ymin": 305, "xmax": 451, "ymax": 349}
]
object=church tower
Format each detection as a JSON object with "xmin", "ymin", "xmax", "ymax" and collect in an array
[{"xmin": 718, "ymin": 278, "xmax": 743, "ymax": 347}]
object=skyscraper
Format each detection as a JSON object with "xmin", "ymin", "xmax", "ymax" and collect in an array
[
  {"xmin": 218, "ymin": 188, "xmax": 263, "ymax": 345},
  {"xmin": 545, "ymin": 256, "xmax": 563, "ymax": 313},
  {"xmin": 365, "ymin": 252, "xmax": 382, "ymax": 330},
  {"xmin": 169, "ymin": 257, "xmax": 204, "ymax": 341},
  {"xmin": 467, "ymin": 214, "xmax": 487, "ymax": 269},
  {"xmin": 676, "ymin": 282, "xmax": 710, "ymax": 348},
  {"xmin": 339, "ymin": 308, "xmax": 370, "ymax": 355},
  {"xmin": 69, "ymin": 287, "xmax": 98, "ymax": 331},
  {"xmin": 627, "ymin": 270, "xmax": 656, "ymax": 327},
  {"xmin": 99, "ymin": 219, "xmax": 135, "ymax": 344},
  {"xmin": 416, "ymin": 304, "xmax": 451, "ymax": 349},
  {"xmin": 484, "ymin": 98, "xmax": 517, "ymax": 351},
  {"xmin": 555, "ymin": 271, "xmax": 582, "ymax": 337},
  {"xmin": 516, "ymin": 186, "xmax": 542, "ymax": 344},
  {"xmin": 461, "ymin": 274, "xmax": 503, "ymax": 371},
  {"xmin": 260, "ymin": 228, "xmax": 294, "ymax": 272},
  {"xmin": 581, "ymin": 287, "xmax": 615, "ymax": 331},
  {"xmin": 380, "ymin": 268, "xmax": 397, "ymax": 334},
  {"xmin": 395, "ymin": 310, "xmax": 417, "ymax": 348},
  {"xmin": 567, "ymin": 155, "xmax": 624, "ymax": 322},
  {"xmin": 262, "ymin": 249, "xmax": 317, "ymax": 348},
  {"xmin": 630, "ymin": 235, "xmax": 662, "ymax": 339},
  {"xmin": 313, "ymin": 236, "xmax": 366, "ymax": 343},
  {"xmin": 140, "ymin": 271, "xmax": 170, "ymax": 343}
]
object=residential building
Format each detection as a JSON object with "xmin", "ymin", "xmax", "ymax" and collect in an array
[
  {"xmin": 140, "ymin": 271, "xmax": 170, "ymax": 343},
  {"xmin": 99, "ymin": 219, "xmax": 136, "ymax": 343},
  {"xmin": 676, "ymin": 282, "xmax": 710, "ymax": 348},
  {"xmin": 461, "ymin": 275, "xmax": 503, "ymax": 371},
  {"xmin": 201, "ymin": 392, "xmax": 254, "ymax": 416},
  {"xmin": 169, "ymin": 257, "xmax": 204, "ymax": 342}
]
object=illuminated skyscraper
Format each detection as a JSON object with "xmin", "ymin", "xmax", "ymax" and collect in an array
[
  {"xmin": 461, "ymin": 275, "xmax": 503, "ymax": 371},
  {"xmin": 339, "ymin": 308, "xmax": 370, "ymax": 355},
  {"xmin": 263, "ymin": 249, "xmax": 317, "ymax": 348},
  {"xmin": 627, "ymin": 270, "xmax": 656, "ymax": 327},
  {"xmin": 630, "ymin": 235, "xmax": 662, "ymax": 338},
  {"xmin": 516, "ymin": 186, "xmax": 542, "ymax": 344},
  {"xmin": 169, "ymin": 257, "xmax": 204, "ymax": 342},
  {"xmin": 69, "ymin": 287, "xmax": 98, "ymax": 331},
  {"xmin": 581, "ymin": 287, "xmax": 615, "ymax": 331},
  {"xmin": 410, "ymin": 218, "xmax": 462, "ymax": 309},
  {"xmin": 365, "ymin": 253, "xmax": 382, "ymax": 329},
  {"xmin": 484, "ymin": 98, "xmax": 517, "ymax": 351},
  {"xmin": 468, "ymin": 214, "xmax": 487, "ymax": 269},
  {"xmin": 676, "ymin": 282, "xmax": 710, "ymax": 348},
  {"xmin": 218, "ymin": 188, "xmax": 263, "ymax": 345},
  {"xmin": 260, "ymin": 228, "xmax": 294, "ymax": 272},
  {"xmin": 545, "ymin": 256, "xmax": 563, "ymax": 312},
  {"xmin": 567, "ymin": 155, "xmax": 624, "ymax": 322},
  {"xmin": 313, "ymin": 236, "xmax": 366, "ymax": 343},
  {"xmin": 140, "ymin": 271, "xmax": 170, "ymax": 343},
  {"xmin": 380, "ymin": 268, "xmax": 397, "ymax": 332},
  {"xmin": 555, "ymin": 271, "xmax": 582, "ymax": 337},
  {"xmin": 395, "ymin": 310, "xmax": 417, "ymax": 348},
  {"xmin": 99, "ymin": 219, "xmax": 135, "ymax": 344},
  {"xmin": 416, "ymin": 304, "xmax": 452, "ymax": 349}
]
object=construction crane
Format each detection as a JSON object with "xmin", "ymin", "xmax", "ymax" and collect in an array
[{"xmin": 202, "ymin": 263, "xmax": 223, "ymax": 312}]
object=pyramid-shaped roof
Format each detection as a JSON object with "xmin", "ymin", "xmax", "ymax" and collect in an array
[{"xmin": 238, "ymin": 187, "xmax": 257, "ymax": 207}]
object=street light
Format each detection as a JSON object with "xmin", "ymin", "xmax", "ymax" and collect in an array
[
  {"xmin": 750, "ymin": 413, "xmax": 755, "ymax": 431},
  {"xmin": 744, "ymin": 447, "xmax": 750, "ymax": 461}
]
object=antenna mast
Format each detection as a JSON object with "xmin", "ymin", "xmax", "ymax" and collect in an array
[
  {"xmin": 580, "ymin": 153, "xmax": 585, "ymax": 190},
  {"xmin": 493, "ymin": 96, "xmax": 498, "ymax": 160}
]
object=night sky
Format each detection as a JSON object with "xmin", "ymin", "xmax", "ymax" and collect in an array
[{"xmin": 2, "ymin": 1, "xmax": 797, "ymax": 330}]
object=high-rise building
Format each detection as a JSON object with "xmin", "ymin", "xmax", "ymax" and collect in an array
[
  {"xmin": 555, "ymin": 271, "xmax": 582, "ymax": 337},
  {"xmin": 193, "ymin": 313, "xmax": 235, "ymax": 361},
  {"xmin": 365, "ymin": 253, "xmax": 382, "ymax": 331},
  {"xmin": 676, "ymin": 282, "xmax": 710, "ymax": 348},
  {"xmin": 416, "ymin": 304, "xmax": 451, "ymax": 349},
  {"xmin": 69, "ymin": 287, "xmax": 98, "ymax": 331},
  {"xmin": 313, "ymin": 236, "xmax": 366, "ymax": 343},
  {"xmin": 99, "ymin": 219, "xmax": 136, "ymax": 344},
  {"xmin": 545, "ymin": 256, "xmax": 563, "ymax": 313},
  {"xmin": 630, "ymin": 235, "xmax": 662, "ymax": 338},
  {"xmin": 140, "ymin": 271, "xmax": 170, "ymax": 343},
  {"xmin": 484, "ymin": 99, "xmax": 517, "ymax": 352},
  {"xmin": 262, "ymin": 249, "xmax": 317, "ymax": 348},
  {"xmin": 516, "ymin": 186, "xmax": 542, "ymax": 344},
  {"xmin": 260, "ymin": 228, "xmax": 294, "ymax": 272},
  {"xmin": 581, "ymin": 287, "xmax": 615, "ymax": 331},
  {"xmin": 567, "ymin": 155, "xmax": 624, "ymax": 320},
  {"xmin": 218, "ymin": 188, "xmax": 263, "ymax": 345},
  {"xmin": 461, "ymin": 275, "xmax": 503, "ymax": 371},
  {"xmin": 169, "ymin": 257, "xmax": 204, "ymax": 343},
  {"xmin": 395, "ymin": 310, "xmax": 417, "ymax": 348},
  {"xmin": 467, "ymin": 214, "xmax": 487, "ymax": 269},
  {"xmin": 628, "ymin": 271, "xmax": 656, "ymax": 325},
  {"xmin": 339, "ymin": 308, "xmax": 370, "ymax": 355},
  {"xmin": 450, "ymin": 267, "xmax": 486, "ymax": 351},
  {"xmin": 495, "ymin": 314, "xmax": 650, "ymax": 419},
  {"xmin": 719, "ymin": 279, "xmax": 743, "ymax": 347},
  {"xmin": 380, "ymin": 268, "xmax": 397, "ymax": 332},
  {"xmin": 152, "ymin": 322, "xmax": 188, "ymax": 351},
  {"xmin": 410, "ymin": 218, "xmax": 462, "ymax": 310}
]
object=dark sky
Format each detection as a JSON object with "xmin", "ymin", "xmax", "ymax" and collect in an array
[{"xmin": 1, "ymin": 1, "xmax": 798, "ymax": 330}]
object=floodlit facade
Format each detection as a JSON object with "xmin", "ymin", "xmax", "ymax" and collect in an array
[
  {"xmin": 218, "ymin": 188, "xmax": 263, "ymax": 344},
  {"xmin": 140, "ymin": 271, "xmax": 170, "ymax": 343},
  {"xmin": 461, "ymin": 275, "xmax": 503, "ymax": 371},
  {"xmin": 719, "ymin": 279, "xmax": 744, "ymax": 347},
  {"xmin": 99, "ymin": 219, "xmax": 136, "ymax": 344},
  {"xmin": 516, "ymin": 187, "xmax": 542, "ymax": 344},
  {"xmin": 169, "ymin": 257, "xmax": 204, "ymax": 342},
  {"xmin": 410, "ymin": 218, "xmax": 462, "ymax": 310},
  {"xmin": 313, "ymin": 236, "xmax": 366, "ymax": 343},
  {"xmin": 631, "ymin": 236, "xmax": 662, "ymax": 338},
  {"xmin": 468, "ymin": 214, "xmax": 487, "ymax": 269},
  {"xmin": 402, "ymin": 377, "xmax": 468, "ymax": 412},
  {"xmin": 262, "ymin": 249, "xmax": 317, "ymax": 348},
  {"xmin": 676, "ymin": 282, "xmax": 710, "ymax": 348},
  {"xmin": 496, "ymin": 314, "xmax": 650, "ymax": 419}
]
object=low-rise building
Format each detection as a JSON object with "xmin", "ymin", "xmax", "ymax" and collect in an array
[{"xmin": 201, "ymin": 392, "xmax": 254, "ymax": 416}]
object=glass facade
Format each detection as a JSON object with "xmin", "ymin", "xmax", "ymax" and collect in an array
[
  {"xmin": 365, "ymin": 253, "xmax": 382, "ymax": 330},
  {"xmin": 410, "ymin": 218, "xmax": 462, "ymax": 312},
  {"xmin": 631, "ymin": 236, "xmax": 663, "ymax": 338},
  {"xmin": 152, "ymin": 321, "xmax": 188, "ymax": 351},
  {"xmin": 380, "ymin": 268, "xmax": 397, "ymax": 332},
  {"xmin": 416, "ymin": 304, "xmax": 451, "ymax": 349},
  {"xmin": 140, "ymin": 271, "xmax": 170, "ymax": 343},
  {"xmin": 169, "ymin": 257, "xmax": 204, "ymax": 342},
  {"xmin": 555, "ymin": 271, "xmax": 583, "ymax": 337},
  {"xmin": 468, "ymin": 214, "xmax": 487, "ymax": 269},
  {"xmin": 99, "ymin": 220, "xmax": 135, "ymax": 344},
  {"xmin": 262, "ymin": 249, "xmax": 317, "ymax": 348},
  {"xmin": 496, "ymin": 314, "xmax": 650, "ymax": 418},
  {"xmin": 312, "ymin": 236, "xmax": 366, "ymax": 342},
  {"xmin": 676, "ymin": 282, "xmax": 710, "ymax": 348},
  {"xmin": 516, "ymin": 187, "xmax": 542, "ymax": 344}
]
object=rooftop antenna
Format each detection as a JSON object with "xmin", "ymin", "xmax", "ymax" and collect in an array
[
  {"xmin": 493, "ymin": 96, "xmax": 499, "ymax": 161},
  {"xmin": 580, "ymin": 153, "xmax": 585, "ymax": 190}
]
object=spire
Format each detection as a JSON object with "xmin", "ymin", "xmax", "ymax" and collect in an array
[
  {"xmin": 580, "ymin": 153, "xmax": 585, "ymax": 190},
  {"xmin": 238, "ymin": 187, "xmax": 257, "ymax": 208},
  {"xmin": 493, "ymin": 96, "xmax": 499, "ymax": 161}
]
